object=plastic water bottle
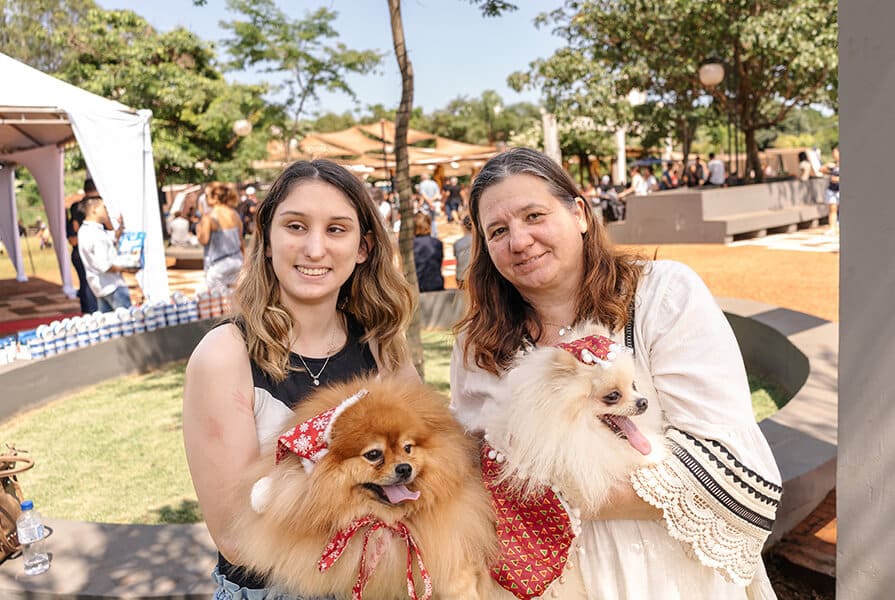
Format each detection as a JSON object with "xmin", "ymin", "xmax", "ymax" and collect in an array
[{"xmin": 16, "ymin": 500, "xmax": 49, "ymax": 575}]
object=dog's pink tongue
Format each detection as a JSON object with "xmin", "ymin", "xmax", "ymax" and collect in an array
[
  {"xmin": 615, "ymin": 416, "xmax": 652, "ymax": 455},
  {"xmin": 383, "ymin": 485, "xmax": 420, "ymax": 504}
]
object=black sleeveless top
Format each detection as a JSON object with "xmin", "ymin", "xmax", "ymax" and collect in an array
[{"xmin": 217, "ymin": 314, "xmax": 378, "ymax": 590}]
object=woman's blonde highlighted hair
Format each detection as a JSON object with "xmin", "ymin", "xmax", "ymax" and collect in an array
[
  {"xmin": 235, "ymin": 160, "xmax": 415, "ymax": 381},
  {"xmin": 455, "ymin": 147, "xmax": 646, "ymax": 375}
]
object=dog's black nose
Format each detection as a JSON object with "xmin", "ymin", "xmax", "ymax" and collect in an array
[
  {"xmin": 635, "ymin": 397, "xmax": 648, "ymax": 413},
  {"xmin": 395, "ymin": 463, "xmax": 413, "ymax": 480}
]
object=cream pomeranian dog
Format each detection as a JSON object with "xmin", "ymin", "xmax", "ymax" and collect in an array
[
  {"xmin": 479, "ymin": 320, "xmax": 668, "ymax": 518},
  {"xmin": 231, "ymin": 376, "xmax": 498, "ymax": 600}
]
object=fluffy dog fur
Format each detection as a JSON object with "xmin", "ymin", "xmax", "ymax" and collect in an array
[
  {"xmin": 479, "ymin": 321, "xmax": 667, "ymax": 515},
  {"xmin": 231, "ymin": 376, "xmax": 497, "ymax": 599}
]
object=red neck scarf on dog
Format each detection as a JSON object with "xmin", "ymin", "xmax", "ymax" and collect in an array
[
  {"xmin": 481, "ymin": 444, "xmax": 575, "ymax": 600},
  {"xmin": 318, "ymin": 516, "xmax": 432, "ymax": 600}
]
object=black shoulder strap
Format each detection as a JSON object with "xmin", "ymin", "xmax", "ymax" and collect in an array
[{"xmin": 624, "ymin": 302, "xmax": 635, "ymax": 354}]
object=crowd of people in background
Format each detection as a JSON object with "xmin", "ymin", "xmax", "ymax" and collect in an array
[{"xmin": 55, "ymin": 145, "xmax": 833, "ymax": 315}]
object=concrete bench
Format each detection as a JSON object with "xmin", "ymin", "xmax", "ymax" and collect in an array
[
  {"xmin": 164, "ymin": 245, "xmax": 203, "ymax": 270},
  {"xmin": 0, "ymin": 293, "xmax": 837, "ymax": 597},
  {"xmin": 608, "ymin": 179, "xmax": 831, "ymax": 243},
  {"xmin": 711, "ymin": 204, "xmax": 828, "ymax": 239}
]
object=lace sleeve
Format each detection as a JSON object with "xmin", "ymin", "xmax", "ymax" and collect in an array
[{"xmin": 630, "ymin": 427, "xmax": 782, "ymax": 585}]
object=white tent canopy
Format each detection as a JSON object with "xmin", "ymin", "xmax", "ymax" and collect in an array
[{"xmin": 0, "ymin": 52, "xmax": 169, "ymax": 303}]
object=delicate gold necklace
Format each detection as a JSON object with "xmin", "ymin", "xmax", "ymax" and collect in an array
[{"xmin": 296, "ymin": 317, "xmax": 340, "ymax": 386}]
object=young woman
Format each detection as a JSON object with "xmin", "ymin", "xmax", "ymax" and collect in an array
[
  {"xmin": 196, "ymin": 182, "xmax": 244, "ymax": 293},
  {"xmin": 451, "ymin": 147, "xmax": 781, "ymax": 599},
  {"xmin": 183, "ymin": 160, "xmax": 417, "ymax": 599}
]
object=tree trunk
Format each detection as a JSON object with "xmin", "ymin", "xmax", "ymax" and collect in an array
[
  {"xmin": 743, "ymin": 126, "xmax": 762, "ymax": 183},
  {"xmin": 387, "ymin": 0, "xmax": 424, "ymax": 379},
  {"xmin": 679, "ymin": 117, "xmax": 693, "ymax": 167}
]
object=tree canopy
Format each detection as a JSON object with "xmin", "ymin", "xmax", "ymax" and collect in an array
[
  {"xmin": 220, "ymin": 0, "xmax": 383, "ymax": 161},
  {"xmin": 52, "ymin": 7, "xmax": 272, "ymax": 184},
  {"xmin": 522, "ymin": 0, "xmax": 838, "ymax": 179}
]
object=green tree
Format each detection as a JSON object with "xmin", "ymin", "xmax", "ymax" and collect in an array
[
  {"xmin": 221, "ymin": 0, "xmax": 383, "ymax": 162},
  {"xmin": 535, "ymin": 0, "xmax": 838, "ymax": 181},
  {"xmin": 56, "ymin": 8, "xmax": 272, "ymax": 184},
  {"xmin": 0, "ymin": 0, "xmax": 95, "ymax": 72},
  {"xmin": 420, "ymin": 91, "xmax": 539, "ymax": 146}
]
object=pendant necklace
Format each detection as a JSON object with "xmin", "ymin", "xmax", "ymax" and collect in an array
[
  {"xmin": 296, "ymin": 317, "xmax": 340, "ymax": 386},
  {"xmin": 544, "ymin": 321, "xmax": 575, "ymax": 337}
]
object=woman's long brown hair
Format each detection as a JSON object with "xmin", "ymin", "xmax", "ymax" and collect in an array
[
  {"xmin": 235, "ymin": 160, "xmax": 414, "ymax": 381},
  {"xmin": 454, "ymin": 147, "xmax": 646, "ymax": 375}
]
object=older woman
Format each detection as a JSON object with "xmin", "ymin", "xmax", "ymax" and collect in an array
[{"xmin": 451, "ymin": 147, "xmax": 780, "ymax": 599}]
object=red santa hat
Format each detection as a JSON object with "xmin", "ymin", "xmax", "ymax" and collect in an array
[
  {"xmin": 276, "ymin": 388, "xmax": 369, "ymax": 473},
  {"xmin": 556, "ymin": 334, "xmax": 630, "ymax": 367}
]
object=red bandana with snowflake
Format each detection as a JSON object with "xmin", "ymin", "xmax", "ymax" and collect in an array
[
  {"xmin": 276, "ymin": 389, "xmax": 368, "ymax": 470},
  {"xmin": 481, "ymin": 444, "xmax": 575, "ymax": 600},
  {"xmin": 556, "ymin": 333, "xmax": 617, "ymax": 363},
  {"xmin": 318, "ymin": 516, "xmax": 432, "ymax": 600}
]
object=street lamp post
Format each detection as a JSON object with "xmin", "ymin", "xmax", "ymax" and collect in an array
[
  {"xmin": 698, "ymin": 57, "xmax": 739, "ymax": 184},
  {"xmin": 614, "ymin": 89, "xmax": 646, "ymax": 185}
]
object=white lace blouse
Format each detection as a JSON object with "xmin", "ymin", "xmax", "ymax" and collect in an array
[{"xmin": 450, "ymin": 260, "xmax": 781, "ymax": 599}]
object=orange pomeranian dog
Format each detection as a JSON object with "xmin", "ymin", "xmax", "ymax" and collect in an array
[{"xmin": 229, "ymin": 376, "xmax": 498, "ymax": 600}]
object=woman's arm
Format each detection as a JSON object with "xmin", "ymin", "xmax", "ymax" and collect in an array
[
  {"xmin": 369, "ymin": 337, "xmax": 421, "ymax": 384},
  {"xmin": 622, "ymin": 261, "xmax": 782, "ymax": 584},
  {"xmin": 182, "ymin": 323, "xmax": 258, "ymax": 563},
  {"xmin": 196, "ymin": 211, "xmax": 217, "ymax": 246}
]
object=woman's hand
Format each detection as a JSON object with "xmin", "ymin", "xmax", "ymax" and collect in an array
[{"xmin": 582, "ymin": 482, "xmax": 663, "ymax": 521}]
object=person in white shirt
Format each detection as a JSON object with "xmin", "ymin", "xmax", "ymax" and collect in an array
[
  {"xmin": 77, "ymin": 196, "xmax": 138, "ymax": 312},
  {"xmin": 706, "ymin": 152, "xmax": 727, "ymax": 186},
  {"xmin": 451, "ymin": 148, "xmax": 781, "ymax": 599},
  {"xmin": 418, "ymin": 172, "xmax": 441, "ymax": 238}
]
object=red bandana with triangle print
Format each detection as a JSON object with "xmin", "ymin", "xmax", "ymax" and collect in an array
[{"xmin": 481, "ymin": 444, "xmax": 575, "ymax": 600}]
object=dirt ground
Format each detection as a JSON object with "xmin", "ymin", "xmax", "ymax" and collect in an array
[{"xmin": 622, "ymin": 242, "xmax": 838, "ymax": 322}]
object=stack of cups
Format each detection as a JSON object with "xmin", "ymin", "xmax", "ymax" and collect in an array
[
  {"xmin": 41, "ymin": 325, "xmax": 58, "ymax": 357},
  {"xmin": 86, "ymin": 315, "xmax": 101, "ymax": 346},
  {"xmin": 164, "ymin": 301, "xmax": 179, "ymax": 327},
  {"xmin": 220, "ymin": 289, "xmax": 233, "ymax": 315},
  {"xmin": 107, "ymin": 312, "xmax": 122, "ymax": 339},
  {"xmin": 186, "ymin": 297, "xmax": 200, "ymax": 322},
  {"xmin": 75, "ymin": 318, "xmax": 90, "ymax": 348},
  {"xmin": 63, "ymin": 319, "xmax": 78, "ymax": 353},
  {"xmin": 51, "ymin": 322, "xmax": 66, "ymax": 355},
  {"xmin": 117, "ymin": 307, "xmax": 134, "ymax": 337},
  {"xmin": 132, "ymin": 306, "xmax": 146, "ymax": 334},
  {"xmin": 197, "ymin": 291, "xmax": 212, "ymax": 320},
  {"xmin": 28, "ymin": 327, "xmax": 48, "ymax": 361},
  {"xmin": 143, "ymin": 305, "xmax": 158, "ymax": 332},
  {"xmin": 210, "ymin": 290, "xmax": 223, "ymax": 318}
]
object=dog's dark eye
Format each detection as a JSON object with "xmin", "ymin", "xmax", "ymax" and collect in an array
[
  {"xmin": 403, "ymin": 444, "xmax": 413, "ymax": 454},
  {"xmin": 363, "ymin": 449, "xmax": 383, "ymax": 462},
  {"xmin": 603, "ymin": 391, "xmax": 621, "ymax": 404}
]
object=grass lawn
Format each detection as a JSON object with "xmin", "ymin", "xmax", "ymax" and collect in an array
[
  {"xmin": 0, "ymin": 237, "xmax": 66, "ymax": 282},
  {"xmin": 0, "ymin": 329, "xmax": 787, "ymax": 524}
]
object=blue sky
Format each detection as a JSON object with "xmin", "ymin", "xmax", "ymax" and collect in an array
[{"xmin": 97, "ymin": 0, "xmax": 565, "ymax": 115}]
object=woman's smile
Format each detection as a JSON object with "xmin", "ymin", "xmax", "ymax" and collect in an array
[{"xmin": 295, "ymin": 265, "xmax": 331, "ymax": 277}]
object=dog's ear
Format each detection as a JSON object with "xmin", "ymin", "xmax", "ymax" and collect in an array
[{"xmin": 550, "ymin": 348, "xmax": 580, "ymax": 375}]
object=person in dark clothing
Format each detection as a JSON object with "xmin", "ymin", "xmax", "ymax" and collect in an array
[
  {"xmin": 442, "ymin": 176, "xmax": 464, "ymax": 223},
  {"xmin": 67, "ymin": 184, "xmax": 98, "ymax": 313},
  {"xmin": 412, "ymin": 211, "xmax": 444, "ymax": 292}
]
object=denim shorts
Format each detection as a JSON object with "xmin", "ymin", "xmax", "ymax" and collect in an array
[
  {"xmin": 211, "ymin": 567, "xmax": 333, "ymax": 600},
  {"xmin": 98, "ymin": 285, "xmax": 132, "ymax": 313}
]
